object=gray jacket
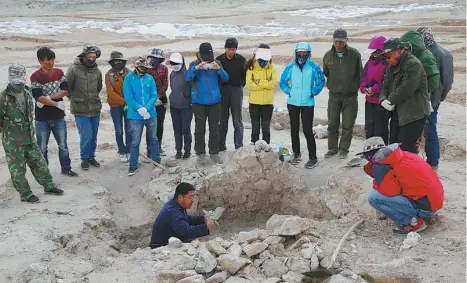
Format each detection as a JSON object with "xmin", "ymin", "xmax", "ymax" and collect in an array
[{"xmin": 429, "ymin": 43, "xmax": 454, "ymax": 108}]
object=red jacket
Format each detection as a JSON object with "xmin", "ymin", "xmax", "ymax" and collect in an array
[{"xmin": 364, "ymin": 144, "xmax": 444, "ymax": 211}]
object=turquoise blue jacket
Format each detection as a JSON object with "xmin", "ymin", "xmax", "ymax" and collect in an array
[
  {"xmin": 123, "ymin": 71, "xmax": 158, "ymax": 120},
  {"xmin": 280, "ymin": 42, "xmax": 325, "ymax": 107}
]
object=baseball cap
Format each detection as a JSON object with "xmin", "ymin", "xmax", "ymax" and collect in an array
[
  {"xmin": 199, "ymin": 42, "xmax": 214, "ymax": 62},
  {"xmin": 333, "ymin": 28, "xmax": 348, "ymax": 42},
  {"xmin": 383, "ymin": 38, "xmax": 403, "ymax": 53}
]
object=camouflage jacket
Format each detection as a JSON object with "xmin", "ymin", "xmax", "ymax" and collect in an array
[{"xmin": 0, "ymin": 86, "xmax": 35, "ymax": 150}]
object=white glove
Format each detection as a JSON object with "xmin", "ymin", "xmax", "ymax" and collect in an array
[
  {"xmin": 142, "ymin": 112, "xmax": 150, "ymax": 120},
  {"xmin": 381, "ymin": 99, "xmax": 395, "ymax": 111},
  {"xmin": 137, "ymin": 107, "xmax": 148, "ymax": 117},
  {"xmin": 36, "ymin": 101, "xmax": 44, "ymax": 108},
  {"xmin": 56, "ymin": 101, "xmax": 65, "ymax": 111}
]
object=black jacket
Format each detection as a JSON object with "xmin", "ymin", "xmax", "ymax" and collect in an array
[{"xmin": 216, "ymin": 53, "xmax": 247, "ymax": 87}]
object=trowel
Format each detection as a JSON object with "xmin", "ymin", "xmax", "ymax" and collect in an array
[
  {"xmin": 345, "ymin": 157, "xmax": 367, "ymax": 167},
  {"xmin": 202, "ymin": 207, "xmax": 225, "ymax": 225}
]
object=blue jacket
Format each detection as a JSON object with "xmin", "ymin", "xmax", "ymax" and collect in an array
[
  {"xmin": 280, "ymin": 42, "xmax": 325, "ymax": 107},
  {"xmin": 149, "ymin": 199, "xmax": 209, "ymax": 248},
  {"xmin": 123, "ymin": 71, "xmax": 158, "ymax": 120},
  {"xmin": 185, "ymin": 59, "xmax": 229, "ymax": 105}
]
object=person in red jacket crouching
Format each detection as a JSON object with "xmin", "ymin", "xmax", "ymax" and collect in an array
[{"xmin": 359, "ymin": 136, "xmax": 444, "ymax": 234}]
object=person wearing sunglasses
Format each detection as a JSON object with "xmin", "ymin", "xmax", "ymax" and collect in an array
[{"xmin": 66, "ymin": 44, "xmax": 103, "ymax": 171}]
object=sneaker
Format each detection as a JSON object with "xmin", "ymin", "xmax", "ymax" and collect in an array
[
  {"xmin": 392, "ymin": 218, "xmax": 427, "ymax": 234},
  {"xmin": 175, "ymin": 151, "xmax": 183, "ymax": 159},
  {"xmin": 324, "ymin": 150, "xmax": 338, "ymax": 158},
  {"xmin": 338, "ymin": 151, "xmax": 348, "ymax": 159},
  {"xmin": 291, "ymin": 153, "xmax": 302, "ymax": 165},
  {"xmin": 81, "ymin": 160, "xmax": 90, "ymax": 170},
  {"xmin": 219, "ymin": 145, "xmax": 227, "ymax": 152},
  {"xmin": 183, "ymin": 152, "xmax": 191, "ymax": 160},
  {"xmin": 120, "ymin": 154, "xmax": 129, "ymax": 163},
  {"xmin": 210, "ymin": 154, "xmax": 223, "ymax": 164},
  {"xmin": 160, "ymin": 148, "xmax": 167, "ymax": 156},
  {"xmin": 304, "ymin": 158, "xmax": 318, "ymax": 169},
  {"xmin": 61, "ymin": 170, "xmax": 78, "ymax": 177},
  {"xmin": 88, "ymin": 159, "xmax": 100, "ymax": 167},
  {"xmin": 127, "ymin": 167, "xmax": 139, "ymax": 176},
  {"xmin": 197, "ymin": 154, "xmax": 209, "ymax": 165},
  {"xmin": 45, "ymin": 187, "xmax": 64, "ymax": 195},
  {"xmin": 21, "ymin": 195, "xmax": 40, "ymax": 203}
]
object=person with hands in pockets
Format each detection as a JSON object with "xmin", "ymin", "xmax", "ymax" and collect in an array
[
  {"xmin": 280, "ymin": 42, "xmax": 325, "ymax": 169},
  {"xmin": 123, "ymin": 57, "xmax": 160, "ymax": 176}
]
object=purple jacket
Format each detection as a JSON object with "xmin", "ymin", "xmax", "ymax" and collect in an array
[{"xmin": 360, "ymin": 57, "xmax": 388, "ymax": 104}]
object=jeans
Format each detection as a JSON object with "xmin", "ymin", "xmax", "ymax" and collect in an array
[
  {"xmin": 192, "ymin": 103, "xmax": 221, "ymax": 155},
  {"xmin": 249, "ymin": 104, "xmax": 273, "ymax": 144},
  {"xmin": 219, "ymin": 86, "xmax": 244, "ymax": 149},
  {"xmin": 287, "ymin": 104, "xmax": 317, "ymax": 160},
  {"xmin": 424, "ymin": 106, "xmax": 439, "ymax": 166},
  {"xmin": 368, "ymin": 189, "xmax": 435, "ymax": 225},
  {"xmin": 399, "ymin": 117, "xmax": 426, "ymax": 153},
  {"xmin": 128, "ymin": 118, "xmax": 160, "ymax": 169},
  {"xmin": 327, "ymin": 93, "xmax": 358, "ymax": 154},
  {"xmin": 147, "ymin": 105, "xmax": 167, "ymax": 156},
  {"xmin": 365, "ymin": 102, "xmax": 389, "ymax": 145},
  {"xmin": 35, "ymin": 119, "xmax": 72, "ymax": 171},
  {"xmin": 171, "ymin": 107, "xmax": 193, "ymax": 152},
  {"xmin": 110, "ymin": 106, "xmax": 131, "ymax": 154},
  {"xmin": 75, "ymin": 115, "xmax": 100, "ymax": 161}
]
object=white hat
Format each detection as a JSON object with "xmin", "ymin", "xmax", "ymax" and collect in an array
[
  {"xmin": 255, "ymin": 48, "xmax": 272, "ymax": 61},
  {"xmin": 168, "ymin": 53, "xmax": 183, "ymax": 64},
  {"xmin": 364, "ymin": 48, "xmax": 377, "ymax": 54}
]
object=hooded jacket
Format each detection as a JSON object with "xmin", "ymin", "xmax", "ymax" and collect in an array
[
  {"xmin": 169, "ymin": 57, "xmax": 192, "ymax": 109},
  {"xmin": 185, "ymin": 59, "xmax": 229, "ymax": 105},
  {"xmin": 360, "ymin": 56, "xmax": 388, "ymax": 104},
  {"xmin": 400, "ymin": 31, "xmax": 440, "ymax": 93},
  {"xmin": 105, "ymin": 67, "xmax": 131, "ymax": 107},
  {"xmin": 379, "ymin": 52, "xmax": 431, "ymax": 126},
  {"xmin": 427, "ymin": 42, "xmax": 454, "ymax": 108},
  {"xmin": 363, "ymin": 143, "xmax": 444, "ymax": 212},
  {"xmin": 279, "ymin": 42, "xmax": 325, "ymax": 107},
  {"xmin": 246, "ymin": 60, "xmax": 278, "ymax": 105},
  {"xmin": 123, "ymin": 71, "xmax": 158, "ymax": 120},
  {"xmin": 66, "ymin": 57, "xmax": 103, "ymax": 117}
]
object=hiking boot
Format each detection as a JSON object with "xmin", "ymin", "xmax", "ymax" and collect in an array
[
  {"xmin": 21, "ymin": 195, "xmax": 40, "ymax": 203},
  {"xmin": 338, "ymin": 151, "xmax": 348, "ymax": 159},
  {"xmin": 291, "ymin": 153, "xmax": 302, "ymax": 165},
  {"xmin": 88, "ymin": 159, "xmax": 100, "ymax": 167},
  {"xmin": 81, "ymin": 160, "xmax": 89, "ymax": 170},
  {"xmin": 119, "ymin": 154, "xmax": 129, "ymax": 163},
  {"xmin": 45, "ymin": 187, "xmax": 64, "ymax": 195},
  {"xmin": 61, "ymin": 169, "xmax": 78, "ymax": 177},
  {"xmin": 219, "ymin": 144, "xmax": 227, "ymax": 152},
  {"xmin": 304, "ymin": 158, "xmax": 318, "ymax": 169},
  {"xmin": 210, "ymin": 154, "xmax": 223, "ymax": 164},
  {"xmin": 175, "ymin": 151, "xmax": 183, "ymax": 159},
  {"xmin": 430, "ymin": 164, "xmax": 439, "ymax": 171},
  {"xmin": 197, "ymin": 154, "xmax": 209, "ymax": 165},
  {"xmin": 392, "ymin": 218, "xmax": 427, "ymax": 234},
  {"xmin": 324, "ymin": 150, "xmax": 337, "ymax": 158},
  {"xmin": 127, "ymin": 167, "xmax": 139, "ymax": 176},
  {"xmin": 183, "ymin": 152, "xmax": 191, "ymax": 160}
]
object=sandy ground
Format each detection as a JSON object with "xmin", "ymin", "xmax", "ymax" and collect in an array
[{"xmin": 0, "ymin": 1, "xmax": 465, "ymax": 282}]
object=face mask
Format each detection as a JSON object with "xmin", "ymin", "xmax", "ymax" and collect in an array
[
  {"xmin": 296, "ymin": 54, "xmax": 309, "ymax": 65},
  {"xmin": 150, "ymin": 58, "xmax": 164, "ymax": 68},
  {"xmin": 82, "ymin": 57, "xmax": 96, "ymax": 68},
  {"xmin": 9, "ymin": 83, "xmax": 25, "ymax": 93},
  {"xmin": 110, "ymin": 60, "xmax": 126, "ymax": 72},
  {"xmin": 135, "ymin": 67, "xmax": 147, "ymax": 76},
  {"xmin": 257, "ymin": 59, "xmax": 268, "ymax": 68},
  {"xmin": 171, "ymin": 64, "xmax": 182, "ymax": 72}
]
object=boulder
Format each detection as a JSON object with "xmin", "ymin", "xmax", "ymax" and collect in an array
[
  {"xmin": 261, "ymin": 257, "xmax": 288, "ymax": 278},
  {"xmin": 217, "ymin": 254, "xmax": 251, "ymax": 275},
  {"xmin": 243, "ymin": 242, "xmax": 268, "ymax": 258},
  {"xmin": 236, "ymin": 230, "xmax": 260, "ymax": 244},
  {"xmin": 176, "ymin": 275, "xmax": 206, "ymax": 283},
  {"xmin": 227, "ymin": 243, "xmax": 243, "ymax": 257},
  {"xmin": 268, "ymin": 243, "xmax": 287, "ymax": 257},
  {"xmin": 206, "ymin": 271, "xmax": 229, "ymax": 283},
  {"xmin": 195, "ymin": 248, "xmax": 217, "ymax": 274},
  {"xmin": 266, "ymin": 214, "xmax": 309, "ymax": 236},
  {"xmin": 207, "ymin": 240, "xmax": 227, "ymax": 256},
  {"xmin": 169, "ymin": 237, "xmax": 183, "ymax": 248}
]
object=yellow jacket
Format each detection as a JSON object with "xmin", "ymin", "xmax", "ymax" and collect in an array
[{"xmin": 245, "ymin": 61, "xmax": 277, "ymax": 105}]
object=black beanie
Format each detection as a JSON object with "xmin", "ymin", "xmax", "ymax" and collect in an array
[{"xmin": 225, "ymin": 38, "xmax": 238, "ymax": 49}]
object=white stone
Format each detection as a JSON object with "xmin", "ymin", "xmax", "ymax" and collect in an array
[
  {"xmin": 310, "ymin": 254, "xmax": 320, "ymax": 269},
  {"xmin": 268, "ymin": 243, "xmax": 286, "ymax": 257},
  {"xmin": 261, "ymin": 257, "xmax": 288, "ymax": 278},
  {"xmin": 301, "ymin": 245, "xmax": 315, "ymax": 259},
  {"xmin": 227, "ymin": 243, "xmax": 243, "ymax": 257},
  {"xmin": 321, "ymin": 274, "xmax": 354, "ymax": 283},
  {"xmin": 217, "ymin": 254, "xmax": 251, "ymax": 275},
  {"xmin": 263, "ymin": 236, "xmax": 285, "ymax": 246},
  {"xmin": 287, "ymin": 256, "xmax": 310, "ymax": 273},
  {"xmin": 168, "ymin": 237, "xmax": 183, "ymax": 248},
  {"xmin": 191, "ymin": 239, "xmax": 200, "ymax": 248},
  {"xmin": 225, "ymin": 277, "xmax": 252, "ymax": 283},
  {"xmin": 261, "ymin": 278, "xmax": 282, "ymax": 283},
  {"xmin": 156, "ymin": 270, "xmax": 198, "ymax": 282},
  {"xmin": 236, "ymin": 230, "xmax": 260, "ymax": 244},
  {"xmin": 243, "ymin": 242, "xmax": 268, "ymax": 258},
  {"xmin": 282, "ymin": 271, "xmax": 305, "ymax": 283},
  {"xmin": 207, "ymin": 240, "xmax": 227, "ymax": 256},
  {"xmin": 176, "ymin": 275, "xmax": 205, "ymax": 283},
  {"xmin": 273, "ymin": 123, "xmax": 283, "ymax": 130},
  {"xmin": 206, "ymin": 271, "xmax": 229, "ymax": 283},
  {"xmin": 195, "ymin": 248, "xmax": 217, "ymax": 274},
  {"xmin": 266, "ymin": 214, "xmax": 309, "ymax": 236}
]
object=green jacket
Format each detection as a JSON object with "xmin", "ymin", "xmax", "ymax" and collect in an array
[
  {"xmin": 66, "ymin": 57, "xmax": 103, "ymax": 117},
  {"xmin": 0, "ymin": 86, "xmax": 36, "ymax": 151},
  {"xmin": 323, "ymin": 45, "xmax": 363, "ymax": 95},
  {"xmin": 380, "ymin": 53, "xmax": 431, "ymax": 126},
  {"xmin": 400, "ymin": 31, "xmax": 440, "ymax": 93}
]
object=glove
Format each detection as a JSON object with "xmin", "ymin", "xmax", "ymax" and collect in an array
[
  {"xmin": 381, "ymin": 99, "xmax": 395, "ymax": 111},
  {"xmin": 56, "ymin": 101, "xmax": 65, "ymax": 111},
  {"xmin": 36, "ymin": 101, "xmax": 44, "ymax": 108},
  {"xmin": 142, "ymin": 112, "xmax": 150, "ymax": 120},
  {"xmin": 137, "ymin": 107, "xmax": 148, "ymax": 117}
]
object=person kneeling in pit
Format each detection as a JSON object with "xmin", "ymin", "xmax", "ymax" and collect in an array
[
  {"xmin": 149, "ymin": 182, "xmax": 214, "ymax": 248},
  {"xmin": 359, "ymin": 137, "xmax": 444, "ymax": 234}
]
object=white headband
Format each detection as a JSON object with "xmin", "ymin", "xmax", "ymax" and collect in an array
[{"xmin": 255, "ymin": 48, "xmax": 272, "ymax": 61}]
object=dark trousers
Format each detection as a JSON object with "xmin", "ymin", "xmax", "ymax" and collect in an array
[
  {"xmin": 287, "ymin": 104, "xmax": 317, "ymax": 160},
  {"xmin": 193, "ymin": 103, "xmax": 221, "ymax": 155},
  {"xmin": 171, "ymin": 107, "xmax": 193, "ymax": 153},
  {"xmin": 399, "ymin": 117, "xmax": 426, "ymax": 153},
  {"xmin": 219, "ymin": 86, "xmax": 244, "ymax": 149},
  {"xmin": 249, "ymin": 104, "xmax": 273, "ymax": 144},
  {"xmin": 388, "ymin": 110, "xmax": 400, "ymax": 144},
  {"xmin": 327, "ymin": 93, "xmax": 358, "ymax": 154},
  {"xmin": 365, "ymin": 101, "xmax": 389, "ymax": 145},
  {"xmin": 146, "ymin": 105, "xmax": 166, "ymax": 156}
]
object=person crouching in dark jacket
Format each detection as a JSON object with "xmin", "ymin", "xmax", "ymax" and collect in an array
[
  {"xmin": 149, "ymin": 182, "xmax": 215, "ymax": 248},
  {"xmin": 359, "ymin": 137, "xmax": 444, "ymax": 234}
]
